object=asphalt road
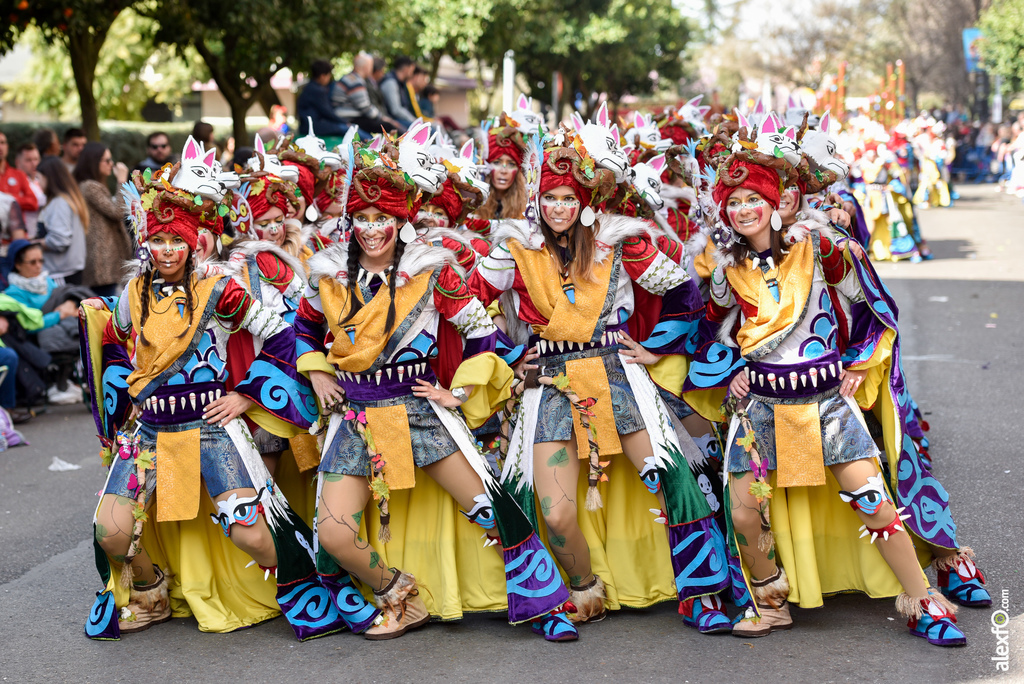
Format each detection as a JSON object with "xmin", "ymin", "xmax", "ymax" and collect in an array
[{"xmin": 0, "ymin": 184, "xmax": 1021, "ymax": 683}]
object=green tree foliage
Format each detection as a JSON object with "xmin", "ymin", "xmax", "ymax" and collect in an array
[
  {"xmin": 0, "ymin": 0, "xmax": 138, "ymax": 138},
  {"xmin": 979, "ymin": 0, "xmax": 1024, "ymax": 91},
  {"xmin": 149, "ymin": 0, "xmax": 384, "ymax": 142},
  {"xmin": 3, "ymin": 8, "xmax": 203, "ymax": 122}
]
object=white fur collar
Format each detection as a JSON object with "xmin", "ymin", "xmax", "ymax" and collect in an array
[
  {"xmin": 307, "ymin": 238, "xmax": 463, "ymax": 288},
  {"xmin": 224, "ymin": 238, "xmax": 308, "ymax": 286},
  {"xmin": 490, "ymin": 214, "xmax": 650, "ymax": 264}
]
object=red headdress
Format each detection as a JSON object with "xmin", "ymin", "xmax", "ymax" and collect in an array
[
  {"xmin": 711, "ymin": 158, "xmax": 783, "ymax": 225},
  {"xmin": 128, "ymin": 164, "xmax": 226, "ymax": 251},
  {"xmin": 427, "ymin": 173, "xmax": 485, "ymax": 226},
  {"xmin": 539, "ymin": 141, "xmax": 616, "ymax": 209},
  {"xmin": 244, "ymin": 173, "xmax": 302, "ymax": 220},
  {"xmin": 314, "ymin": 169, "xmax": 347, "ymax": 213},
  {"xmin": 347, "ymin": 145, "xmax": 420, "ymax": 222},
  {"xmin": 487, "ymin": 113, "xmax": 527, "ymax": 167}
]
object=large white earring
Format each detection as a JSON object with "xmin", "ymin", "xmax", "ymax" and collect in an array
[
  {"xmin": 770, "ymin": 210, "xmax": 783, "ymax": 232},
  {"xmin": 580, "ymin": 205, "xmax": 596, "ymax": 227},
  {"xmin": 305, "ymin": 204, "xmax": 320, "ymax": 222},
  {"xmin": 399, "ymin": 221, "xmax": 417, "ymax": 243}
]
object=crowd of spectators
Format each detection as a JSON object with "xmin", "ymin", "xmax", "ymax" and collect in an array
[{"xmin": 296, "ymin": 54, "xmax": 452, "ymax": 138}]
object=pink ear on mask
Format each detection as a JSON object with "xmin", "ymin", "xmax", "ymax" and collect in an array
[
  {"xmin": 634, "ymin": 111, "xmax": 646, "ymax": 129},
  {"xmin": 410, "ymin": 122, "xmax": 431, "ymax": 146},
  {"xmin": 202, "ymin": 148, "xmax": 217, "ymax": 167},
  {"xmin": 611, "ymin": 123, "xmax": 621, "ymax": 145},
  {"xmin": 254, "ymin": 135, "xmax": 265, "ymax": 155},
  {"xmin": 368, "ymin": 136, "xmax": 384, "ymax": 151},
  {"xmin": 784, "ymin": 127, "xmax": 797, "ymax": 142},
  {"xmin": 571, "ymin": 112, "xmax": 585, "ymax": 131},
  {"xmin": 517, "ymin": 94, "xmax": 529, "ymax": 111},
  {"xmin": 648, "ymin": 154, "xmax": 666, "ymax": 172},
  {"xmin": 820, "ymin": 109, "xmax": 832, "ymax": 132},
  {"xmin": 698, "ymin": 106, "xmax": 711, "ymax": 117},
  {"xmin": 686, "ymin": 94, "xmax": 704, "ymax": 107},
  {"xmin": 460, "ymin": 139, "xmax": 475, "ymax": 160},
  {"xmin": 622, "ymin": 144, "xmax": 635, "ymax": 157},
  {"xmin": 753, "ymin": 98, "xmax": 765, "ymax": 115},
  {"xmin": 595, "ymin": 102, "xmax": 610, "ymax": 128},
  {"xmin": 788, "ymin": 94, "xmax": 798, "ymax": 109},
  {"xmin": 183, "ymin": 136, "xmax": 201, "ymax": 161},
  {"xmin": 735, "ymin": 108, "xmax": 750, "ymax": 132},
  {"xmin": 761, "ymin": 113, "xmax": 778, "ymax": 135}
]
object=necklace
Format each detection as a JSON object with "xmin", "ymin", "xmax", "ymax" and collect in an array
[{"xmin": 749, "ymin": 250, "xmax": 780, "ymax": 304}]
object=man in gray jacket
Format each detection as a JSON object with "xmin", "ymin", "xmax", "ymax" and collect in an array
[
  {"xmin": 378, "ymin": 56, "xmax": 418, "ymax": 129},
  {"xmin": 333, "ymin": 53, "xmax": 401, "ymax": 133}
]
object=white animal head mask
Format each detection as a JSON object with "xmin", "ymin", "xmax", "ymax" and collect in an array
[
  {"xmin": 293, "ymin": 118, "xmax": 344, "ymax": 171},
  {"xmin": 571, "ymin": 102, "xmax": 630, "ymax": 183},
  {"xmin": 631, "ymin": 153, "xmax": 666, "ymax": 212},
  {"xmin": 398, "ymin": 120, "xmax": 447, "ymax": 194},
  {"xmin": 755, "ymin": 112, "xmax": 802, "ymax": 167},
  {"xmin": 247, "ymin": 135, "xmax": 300, "ymax": 182},
  {"xmin": 625, "ymin": 111, "xmax": 670, "ymax": 152},
  {"xmin": 172, "ymin": 136, "xmax": 223, "ymax": 201},
  {"xmin": 508, "ymin": 94, "xmax": 545, "ymax": 136},
  {"xmin": 799, "ymin": 110, "xmax": 850, "ymax": 180},
  {"xmin": 676, "ymin": 95, "xmax": 711, "ymax": 136}
]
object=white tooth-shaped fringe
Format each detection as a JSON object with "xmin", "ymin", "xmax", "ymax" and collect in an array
[
  {"xmin": 838, "ymin": 360, "xmax": 843, "ymax": 374},
  {"xmin": 246, "ymin": 560, "xmax": 257, "ymax": 568},
  {"xmin": 758, "ymin": 373, "xmax": 765, "ymax": 387},
  {"xmin": 601, "ymin": 332, "xmax": 608, "ymax": 346},
  {"xmin": 768, "ymin": 373, "xmax": 776, "ymax": 391},
  {"xmin": 355, "ymin": 374, "xmax": 362, "ymax": 384},
  {"xmin": 201, "ymin": 392, "xmax": 208, "ymax": 405},
  {"xmin": 159, "ymin": 398, "xmax": 165, "ymax": 413},
  {"xmin": 190, "ymin": 393, "xmax": 197, "ymax": 411},
  {"xmin": 215, "ymin": 389, "xmax": 221, "ymax": 401},
  {"xmin": 418, "ymin": 363, "xmax": 425, "ymax": 376},
  {"xmin": 170, "ymin": 397, "xmax": 176, "ymax": 415},
  {"xmin": 375, "ymin": 370, "xmax": 382, "ymax": 385},
  {"xmin": 386, "ymin": 368, "xmax": 392, "ymax": 380},
  {"xmin": 790, "ymin": 372, "xmax": 798, "ymax": 389},
  {"xmin": 778, "ymin": 376, "xmax": 786, "ymax": 390},
  {"xmin": 829, "ymin": 363, "xmax": 836, "ymax": 379},
  {"xmin": 557, "ymin": 340, "xmax": 565, "ymax": 353},
  {"xmin": 397, "ymin": 366, "xmax": 405, "ymax": 381},
  {"xmin": 810, "ymin": 369, "xmax": 818, "ymax": 388}
]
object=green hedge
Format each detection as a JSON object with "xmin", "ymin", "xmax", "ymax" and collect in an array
[{"xmin": 0, "ymin": 121, "xmax": 255, "ymax": 170}]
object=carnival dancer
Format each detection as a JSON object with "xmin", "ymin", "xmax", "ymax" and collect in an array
[
  {"xmin": 295, "ymin": 142, "xmax": 576, "ymax": 641},
  {"xmin": 468, "ymin": 133, "xmax": 733, "ymax": 632},
  {"xmin": 471, "ymin": 112, "xmax": 530, "ymax": 232},
  {"xmin": 855, "ymin": 144, "xmax": 932, "ymax": 262},
  {"xmin": 80, "ymin": 153, "xmax": 372, "ymax": 641},
  {"xmin": 697, "ymin": 125, "xmax": 970, "ymax": 646}
]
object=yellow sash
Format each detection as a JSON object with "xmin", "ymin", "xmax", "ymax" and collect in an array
[
  {"xmin": 318, "ymin": 271, "xmax": 434, "ymax": 373},
  {"xmin": 507, "ymin": 240, "xmax": 613, "ymax": 343},
  {"xmin": 774, "ymin": 403, "xmax": 827, "ymax": 488},
  {"xmin": 365, "ymin": 404, "xmax": 416, "ymax": 490},
  {"xmin": 155, "ymin": 429, "xmax": 202, "ymax": 521},
  {"xmin": 127, "ymin": 276, "xmax": 223, "ymax": 398},
  {"xmin": 728, "ymin": 240, "xmax": 814, "ymax": 358},
  {"xmin": 565, "ymin": 356, "xmax": 622, "ymax": 457}
]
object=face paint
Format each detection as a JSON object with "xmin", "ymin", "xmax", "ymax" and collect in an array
[
  {"xmin": 254, "ymin": 218, "xmax": 285, "ymax": 245},
  {"xmin": 353, "ymin": 214, "xmax": 397, "ymax": 255},
  {"xmin": 726, "ymin": 194, "xmax": 768, "ymax": 231},
  {"xmin": 414, "ymin": 206, "xmax": 450, "ymax": 228},
  {"xmin": 490, "ymin": 155, "xmax": 517, "ymax": 191},
  {"xmin": 540, "ymin": 194, "xmax": 581, "ymax": 233}
]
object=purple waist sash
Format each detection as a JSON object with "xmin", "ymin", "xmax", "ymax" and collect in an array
[
  {"xmin": 138, "ymin": 381, "xmax": 225, "ymax": 426},
  {"xmin": 338, "ymin": 361, "xmax": 437, "ymax": 402},
  {"xmin": 746, "ymin": 350, "xmax": 843, "ymax": 400}
]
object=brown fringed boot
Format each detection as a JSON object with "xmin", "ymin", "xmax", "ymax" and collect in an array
[
  {"xmin": 566, "ymin": 574, "xmax": 606, "ymax": 623},
  {"xmin": 731, "ymin": 566, "xmax": 793, "ymax": 638},
  {"xmin": 363, "ymin": 570, "xmax": 430, "ymax": 640},
  {"xmin": 118, "ymin": 566, "xmax": 171, "ymax": 634}
]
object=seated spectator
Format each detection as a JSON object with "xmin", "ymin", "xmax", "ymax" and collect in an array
[
  {"xmin": 368, "ymin": 56, "xmax": 388, "ymax": 113},
  {"xmin": 33, "ymin": 128, "xmax": 61, "ymax": 158},
  {"xmin": 36, "ymin": 157, "xmax": 88, "ymax": 286},
  {"xmin": 0, "ymin": 316, "xmax": 30, "ymax": 424},
  {"xmin": 2, "ymin": 240, "xmax": 86, "ymax": 410},
  {"xmin": 333, "ymin": 52, "xmax": 400, "ymax": 133},
  {"xmin": 0, "ymin": 193, "xmax": 26, "ymax": 249},
  {"xmin": 296, "ymin": 60, "xmax": 351, "ymax": 137},
  {"xmin": 60, "ymin": 128, "xmax": 87, "ymax": 174},
  {"xmin": 74, "ymin": 143, "xmax": 132, "ymax": 297},
  {"xmin": 0, "ymin": 132, "xmax": 38, "ymax": 220},
  {"xmin": 15, "ymin": 143, "xmax": 46, "ymax": 237},
  {"xmin": 379, "ymin": 56, "xmax": 418, "ymax": 129},
  {"xmin": 133, "ymin": 131, "xmax": 175, "ymax": 174},
  {"xmin": 408, "ymin": 65, "xmax": 432, "ymax": 119},
  {"xmin": 421, "ymin": 84, "xmax": 439, "ymax": 119}
]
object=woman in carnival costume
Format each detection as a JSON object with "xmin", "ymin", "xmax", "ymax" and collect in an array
[
  {"xmin": 854, "ymin": 142, "xmax": 931, "ymax": 263},
  {"xmin": 691, "ymin": 126, "xmax": 977, "ymax": 646},
  {"xmin": 467, "ymin": 133, "xmax": 737, "ymax": 633},
  {"xmin": 79, "ymin": 158, "xmax": 373, "ymax": 641},
  {"xmin": 294, "ymin": 142, "xmax": 576, "ymax": 641},
  {"xmin": 470, "ymin": 113, "xmax": 530, "ymax": 234}
]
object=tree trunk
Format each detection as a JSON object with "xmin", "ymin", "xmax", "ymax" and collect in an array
[
  {"xmin": 256, "ymin": 81, "xmax": 281, "ymax": 118},
  {"xmin": 193, "ymin": 38, "xmax": 253, "ymax": 145},
  {"xmin": 65, "ymin": 25, "xmax": 110, "ymax": 140}
]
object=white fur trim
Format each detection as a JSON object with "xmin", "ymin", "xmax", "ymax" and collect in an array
[
  {"xmin": 226, "ymin": 238, "xmax": 309, "ymax": 288},
  {"xmin": 306, "ymin": 238, "xmax": 463, "ymax": 289}
]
